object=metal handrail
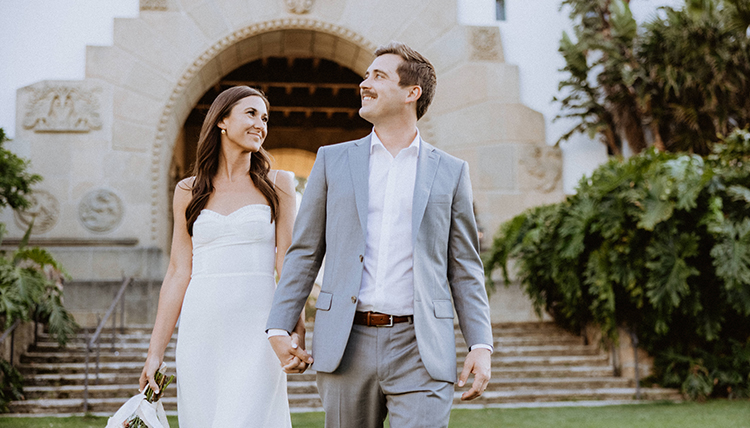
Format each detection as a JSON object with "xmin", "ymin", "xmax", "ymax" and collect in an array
[
  {"xmin": 0, "ymin": 319, "xmax": 20, "ymax": 344},
  {"xmin": 0, "ymin": 319, "xmax": 21, "ymax": 365},
  {"xmin": 83, "ymin": 277, "xmax": 133, "ymax": 413}
]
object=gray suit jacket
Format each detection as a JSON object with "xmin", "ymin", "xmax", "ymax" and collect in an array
[{"xmin": 266, "ymin": 135, "xmax": 493, "ymax": 382}]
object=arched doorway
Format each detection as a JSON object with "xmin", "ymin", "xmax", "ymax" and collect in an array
[{"xmin": 172, "ymin": 56, "xmax": 371, "ymax": 186}]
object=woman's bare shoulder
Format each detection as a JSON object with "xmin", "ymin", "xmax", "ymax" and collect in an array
[
  {"xmin": 176, "ymin": 176, "xmax": 196, "ymax": 192},
  {"xmin": 173, "ymin": 177, "xmax": 195, "ymax": 206},
  {"xmin": 270, "ymin": 170, "xmax": 295, "ymax": 190}
]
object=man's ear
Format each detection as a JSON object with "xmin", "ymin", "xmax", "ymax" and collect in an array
[{"xmin": 406, "ymin": 85, "xmax": 422, "ymax": 104}]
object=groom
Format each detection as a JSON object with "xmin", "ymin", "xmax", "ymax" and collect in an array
[{"xmin": 267, "ymin": 41, "xmax": 493, "ymax": 427}]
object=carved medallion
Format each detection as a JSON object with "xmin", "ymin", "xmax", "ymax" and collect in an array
[
  {"xmin": 22, "ymin": 84, "xmax": 102, "ymax": 133},
  {"xmin": 140, "ymin": 0, "xmax": 167, "ymax": 11},
  {"xmin": 470, "ymin": 27, "xmax": 501, "ymax": 61},
  {"xmin": 13, "ymin": 190, "xmax": 60, "ymax": 234},
  {"xmin": 520, "ymin": 146, "xmax": 563, "ymax": 193},
  {"xmin": 284, "ymin": 0, "xmax": 313, "ymax": 14},
  {"xmin": 78, "ymin": 189, "xmax": 124, "ymax": 233}
]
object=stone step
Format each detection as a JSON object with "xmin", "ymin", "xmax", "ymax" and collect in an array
[
  {"xmin": 23, "ymin": 371, "xmax": 318, "ymax": 386},
  {"xmin": 493, "ymin": 336, "xmax": 584, "ymax": 346},
  {"xmin": 21, "ymin": 376, "xmax": 636, "ymax": 400},
  {"xmin": 37, "ymin": 331, "xmax": 175, "ymax": 343},
  {"xmin": 466, "ymin": 388, "xmax": 683, "ymax": 404},
  {"xmin": 459, "ymin": 354, "xmax": 610, "ymax": 367},
  {"xmin": 31, "ymin": 341, "xmax": 177, "ymax": 352},
  {"xmin": 8, "ymin": 386, "xmax": 681, "ymax": 414},
  {"xmin": 16, "ymin": 361, "xmax": 177, "ymax": 376},
  {"xmin": 8, "ymin": 397, "xmax": 180, "ymax": 414},
  {"xmin": 32, "ymin": 338, "xmax": 591, "ymax": 358},
  {"xmin": 491, "ymin": 345, "xmax": 600, "ymax": 357},
  {"xmin": 20, "ymin": 344, "xmax": 600, "ymax": 366},
  {"xmin": 20, "ymin": 351, "xmax": 174, "ymax": 365},
  {"xmin": 21, "ymin": 364, "xmax": 616, "ymax": 388},
  {"xmin": 490, "ymin": 365, "xmax": 615, "ymax": 378},
  {"xmin": 17, "ymin": 352, "xmax": 608, "ymax": 378}
]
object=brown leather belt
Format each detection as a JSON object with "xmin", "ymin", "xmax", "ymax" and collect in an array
[{"xmin": 353, "ymin": 311, "xmax": 413, "ymax": 327}]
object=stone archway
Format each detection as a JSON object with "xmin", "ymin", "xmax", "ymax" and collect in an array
[
  {"xmin": 173, "ymin": 54, "xmax": 372, "ymax": 184},
  {"xmin": 145, "ymin": 21, "xmax": 380, "ymax": 250}
]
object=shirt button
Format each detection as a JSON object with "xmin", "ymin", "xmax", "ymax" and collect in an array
[
  {"xmin": 359, "ymin": 255, "xmax": 364, "ymax": 262},
  {"xmin": 351, "ymin": 296, "xmax": 357, "ymax": 304}
]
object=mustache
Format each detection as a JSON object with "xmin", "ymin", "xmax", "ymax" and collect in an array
[{"xmin": 361, "ymin": 90, "xmax": 376, "ymax": 98}]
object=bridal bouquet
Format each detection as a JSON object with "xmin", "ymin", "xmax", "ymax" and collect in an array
[{"xmin": 105, "ymin": 363, "xmax": 175, "ymax": 428}]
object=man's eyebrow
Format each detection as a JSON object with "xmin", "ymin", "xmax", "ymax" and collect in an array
[{"xmin": 370, "ymin": 68, "xmax": 389, "ymax": 78}]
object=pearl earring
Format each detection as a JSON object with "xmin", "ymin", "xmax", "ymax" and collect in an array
[{"xmin": 220, "ymin": 129, "xmax": 226, "ymax": 135}]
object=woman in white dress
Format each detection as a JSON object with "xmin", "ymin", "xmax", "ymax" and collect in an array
[{"xmin": 139, "ymin": 86, "xmax": 308, "ymax": 427}]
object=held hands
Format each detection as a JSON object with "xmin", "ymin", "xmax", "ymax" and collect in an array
[
  {"xmin": 269, "ymin": 333, "xmax": 313, "ymax": 374},
  {"xmin": 457, "ymin": 347, "xmax": 491, "ymax": 401}
]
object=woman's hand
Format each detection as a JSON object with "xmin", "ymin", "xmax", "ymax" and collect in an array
[
  {"xmin": 139, "ymin": 354, "xmax": 163, "ymax": 394},
  {"xmin": 283, "ymin": 332, "xmax": 310, "ymax": 374}
]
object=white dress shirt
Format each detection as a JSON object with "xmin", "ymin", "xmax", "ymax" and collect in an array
[{"xmin": 357, "ymin": 130, "xmax": 420, "ymax": 315}]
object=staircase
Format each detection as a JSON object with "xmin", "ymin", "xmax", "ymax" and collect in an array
[{"xmin": 7, "ymin": 322, "xmax": 681, "ymax": 415}]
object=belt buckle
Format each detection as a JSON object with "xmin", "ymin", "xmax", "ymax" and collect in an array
[{"xmin": 376, "ymin": 314, "xmax": 394, "ymax": 327}]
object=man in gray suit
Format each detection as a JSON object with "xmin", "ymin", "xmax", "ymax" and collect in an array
[{"xmin": 266, "ymin": 41, "xmax": 493, "ymax": 427}]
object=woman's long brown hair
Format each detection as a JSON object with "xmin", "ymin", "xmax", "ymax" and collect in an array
[{"xmin": 185, "ymin": 86, "xmax": 279, "ymax": 236}]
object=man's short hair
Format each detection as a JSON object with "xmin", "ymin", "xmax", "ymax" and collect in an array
[{"xmin": 374, "ymin": 41, "xmax": 437, "ymax": 120}]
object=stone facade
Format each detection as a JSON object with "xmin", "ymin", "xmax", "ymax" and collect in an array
[{"xmin": 1, "ymin": 0, "xmax": 563, "ymax": 325}]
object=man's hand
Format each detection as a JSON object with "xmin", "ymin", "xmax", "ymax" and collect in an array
[
  {"xmin": 457, "ymin": 347, "xmax": 491, "ymax": 401},
  {"xmin": 268, "ymin": 333, "xmax": 313, "ymax": 374}
]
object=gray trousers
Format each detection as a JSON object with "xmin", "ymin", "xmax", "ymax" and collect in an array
[{"xmin": 316, "ymin": 321, "xmax": 454, "ymax": 428}]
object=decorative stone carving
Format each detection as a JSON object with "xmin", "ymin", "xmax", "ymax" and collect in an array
[
  {"xmin": 284, "ymin": 0, "xmax": 314, "ymax": 14},
  {"xmin": 78, "ymin": 189, "xmax": 124, "ymax": 233},
  {"xmin": 470, "ymin": 27, "xmax": 502, "ymax": 61},
  {"xmin": 22, "ymin": 83, "xmax": 102, "ymax": 132},
  {"xmin": 13, "ymin": 190, "xmax": 60, "ymax": 234},
  {"xmin": 520, "ymin": 146, "xmax": 563, "ymax": 193},
  {"xmin": 140, "ymin": 0, "xmax": 167, "ymax": 11}
]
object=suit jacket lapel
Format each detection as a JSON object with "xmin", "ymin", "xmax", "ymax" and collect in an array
[
  {"xmin": 349, "ymin": 136, "xmax": 371, "ymax": 237},
  {"xmin": 412, "ymin": 140, "xmax": 440, "ymax": 247}
]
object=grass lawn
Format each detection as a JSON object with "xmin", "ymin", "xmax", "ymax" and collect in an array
[{"xmin": 0, "ymin": 400, "xmax": 748, "ymax": 427}]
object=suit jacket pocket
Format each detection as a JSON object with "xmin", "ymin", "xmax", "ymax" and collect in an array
[
  {"xmin": 429, "ymin": 194, "xmax": 452, "ymax": 205},
  {"xmin": 316, "ymin": 291, "xmax": 333, "ymax": 311},
  {"xmin": 433, "ymin": 299, "xmax": 455, "ymax": 319}
]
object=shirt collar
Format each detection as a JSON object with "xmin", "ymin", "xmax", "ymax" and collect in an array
[{"xmin": 370, "ymin": 128, "xmax": 421, "ymax": 155}]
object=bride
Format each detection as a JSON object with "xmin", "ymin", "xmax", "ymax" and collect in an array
[{"xmin": 139, "ymin": 86, "xmax": 308, "ymax": 427}]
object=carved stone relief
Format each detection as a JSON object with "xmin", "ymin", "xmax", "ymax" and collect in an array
[
  {"xmin": 284, "ymin": 0, "xmax": 314, "ymax": 14},
  {"xmin": 22, "ymin": 84, "xmax": 102, "ymax": 133},
  {"xmin": 470, "ymin": 27, "xmax": 501, "ymax": 61},
  {"xmin": 140, "ymin": 0, "xmax": 167, "ymax": 11},
  {"xmin": 78, "ymin": 189, "xmax": 124, "ymax": 233},
  {"xmin": 13, "ymin": 190, "xmax": 60, "ymax": 234},
  {"xmin": 520, "ymin": 145, "xmax": 563, "ymax": 193}
]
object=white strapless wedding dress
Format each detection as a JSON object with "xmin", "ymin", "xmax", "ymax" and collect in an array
[{"xmin": 175, "ymin": 204, "xmax": 291, "ymax": 428}]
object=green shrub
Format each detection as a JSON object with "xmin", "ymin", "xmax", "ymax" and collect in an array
[
  {"xmin": 0, "ymin": 129, "xmax": 77, "ymax": 411},
  {"xmin": 484, "ymin": 128, "xmax": 750, "ymax": 399}
]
